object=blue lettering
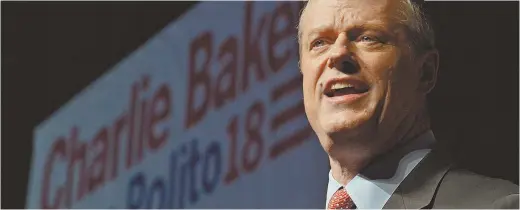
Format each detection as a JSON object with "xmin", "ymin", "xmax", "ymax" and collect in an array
[
  {"xmin": 188, "ymin": 139, "xmax": 201, "ymax": 204},
  {"xmin": 178, "ymin": 141, "xmax": 189, "ymax": 208},
  {"xmin": 146, "ymin": 178, "xmax": 166, "ymax": 209},
  {"xmin": 125, "ymin": 139, "xmax": 223, "ymax": 209},
  {"xmin": 127, "ymin": 172, "xmax": 146, "ymax": 209},
  {"xmin": 203, "ymin": 141, "xmax": 222, "ymax": 193},
  {"xmin": 168, "ymin": 150, "xmax": 178, "ymax": 208}
]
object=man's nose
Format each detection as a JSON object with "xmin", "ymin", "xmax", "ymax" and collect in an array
[{"xmin": 327, "ymin": 34, "xmax": 358, "ymax": 75}]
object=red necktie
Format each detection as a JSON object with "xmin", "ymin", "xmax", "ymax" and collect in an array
[{"xmin": 328, "ymin": 187, "xmax": 356, "ymax": 209}]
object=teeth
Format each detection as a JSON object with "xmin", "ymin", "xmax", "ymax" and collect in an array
[{"xmin": 331, "ymin": 83, "xmax": 354, "ymax": 90}]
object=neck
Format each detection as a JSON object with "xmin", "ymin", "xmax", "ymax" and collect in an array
[{"xmin": 328, "ymin": 106, "xmax": 431, "ymax": 185}]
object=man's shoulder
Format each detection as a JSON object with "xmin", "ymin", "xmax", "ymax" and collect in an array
[
  {"xmin": 441, "ymin": 168, "xmax": 518, "ymax": 193},
  {"xmin": 434, "ymin": 167, "xmax": 519, "ymax": 209}
]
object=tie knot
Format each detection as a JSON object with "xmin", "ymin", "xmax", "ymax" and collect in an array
[{"xmin": 328, "ymin": 188, "xmax": 356, "ymax": 209}]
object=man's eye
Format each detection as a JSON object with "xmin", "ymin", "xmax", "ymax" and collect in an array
[
  {"xmin": 311, "ymin": 39, "xmax": 327, "ymax": 49},
  {"xmin": 359, "ymin": 35, "xmax": 378, "ymax": 42}
]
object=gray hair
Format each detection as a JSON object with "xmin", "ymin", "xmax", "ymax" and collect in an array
[{"xmin": 297, "ymin": 0, "xmax": 435, "ymax": 54}]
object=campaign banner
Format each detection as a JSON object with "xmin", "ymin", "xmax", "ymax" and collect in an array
[{"xmin": 25, "ymin": 1, "xmax": 329, "ymax": 209}]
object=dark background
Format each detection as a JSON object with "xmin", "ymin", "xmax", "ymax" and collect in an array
[{"xmin": 2, "ymin": 1, "xmax": 518, "ymax": 209}]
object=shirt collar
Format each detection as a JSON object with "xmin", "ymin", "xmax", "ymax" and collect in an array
[{"xmin": 326, "ymin": 130, "xmax": 436, "ymax": 209}]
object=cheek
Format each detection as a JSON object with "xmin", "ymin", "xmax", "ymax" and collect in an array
[
  {"xmin": 360, "ymin": 53, "xmax": 399, "ymax": 99},
  {"xmin": 359, "ymin": 51, "xmax": 409, "ymax": 116},
  {"xmin": 300, "ymin": 57, "xmax": 325, "ymax": 100},
  {"xmin": 371, "ymin": 56, "xmax": 418, "ymax": 123},
  {"xmin": 302, "ymin": 72, "xmax": 323, "ymax": 133},
  {"xmin": 300, "ymin": 58, "xmax": 324, "ymax": 127},
  {"xmin": 301, "ymin": 67, "xmax": 316, "ymax": 99},
  {"xmin": 302, "ymin": 71, "xmax": 318, "ymax": 113},
  {"xmin": 363, "ymin": 51, "xmax": 400, "ymax": 78}
]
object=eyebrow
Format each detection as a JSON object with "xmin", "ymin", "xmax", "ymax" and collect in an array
[
  {"xmin": 305, "ymin": 22, "xmax": 396, "ymax": 41},
  {"xmin": 305, "ymin": 25, "xmax": 335, "ymax": 41}
]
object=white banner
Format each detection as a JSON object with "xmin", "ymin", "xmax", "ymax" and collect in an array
[{"xmin": 26, "ymin": 1, "xmax": 329, "ymax": 209}]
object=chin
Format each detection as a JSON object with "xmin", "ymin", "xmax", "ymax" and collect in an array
[{"xmin": 320, "ymin": 111, "xmax": 374, "ymax": 139}]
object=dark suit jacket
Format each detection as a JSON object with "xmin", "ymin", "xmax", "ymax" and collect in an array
[{"xmin": 383, "ymin": 148, "xmax": 519, "ymax": 209}]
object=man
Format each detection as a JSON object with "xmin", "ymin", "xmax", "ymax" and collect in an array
[{"xmin": 297, "ymin": 0, "xmax": 519, "ymax": 209}]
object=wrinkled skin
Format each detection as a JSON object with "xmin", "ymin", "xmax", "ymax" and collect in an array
[{"xmin": 299, "ymin": 0, "xmax": 438, "ymax": 182}]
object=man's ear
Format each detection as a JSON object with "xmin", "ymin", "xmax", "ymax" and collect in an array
[{"xmin": 418, "ymin": 49, "xmax": 439, "ymax": 94}]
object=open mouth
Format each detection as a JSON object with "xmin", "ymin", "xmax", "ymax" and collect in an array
[{"xmin": 324, "ymin": 79, "xmax": 370, "ymax": 98}]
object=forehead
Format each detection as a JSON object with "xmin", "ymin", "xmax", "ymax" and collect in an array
[{"xmin": 301, "ymin": 0, "xmax": 402, "ymax": 36}]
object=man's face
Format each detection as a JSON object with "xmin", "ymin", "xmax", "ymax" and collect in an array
[{"xmin": 300, "ymin": 0, "xmax": 430, "ymax": 149}]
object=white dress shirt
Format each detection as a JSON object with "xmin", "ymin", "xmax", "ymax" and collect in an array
[{"xmin": 325, "ymin": 130, "xmax": 436, "ymax": 209}]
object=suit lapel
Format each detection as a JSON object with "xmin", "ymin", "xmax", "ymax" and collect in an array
[{"xmin": 383, "ymin": 148, "xmax": 452, "ymax": 209}]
